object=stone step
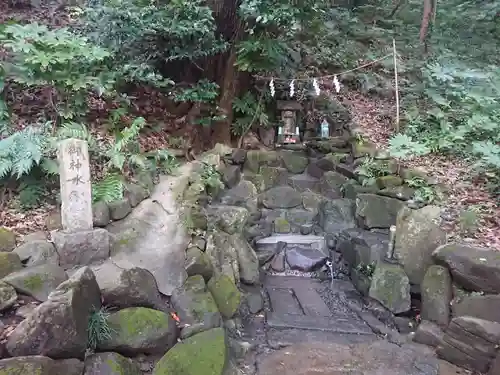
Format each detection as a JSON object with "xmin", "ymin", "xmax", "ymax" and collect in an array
[{"xmin": 266, "ymin": 312, "xmax": 373, "ymax": 335}]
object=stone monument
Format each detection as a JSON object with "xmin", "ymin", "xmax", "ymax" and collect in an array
[
  {"xmin": 276, "ymin": 100, "xmax": 302, "ymax": 145},
  {"xmin": 51, "ymin": 138, "xmax": 110, "ymax": 268},
  {"xmin": 58, "ymin": 138, "xmax": 93, "ymax": 231}
]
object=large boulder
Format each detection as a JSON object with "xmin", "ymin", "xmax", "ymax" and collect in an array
[
  {"xmin": 0, "ymin": 227, "xmax": 16, "ymax": 252},
  {"xmin": 452, "ymin": 293, "xmax": 500, "ymax": 324},
  {"xmin": 6, "ymin": 267, "xmax": 101, "ymax": 359},
  {"xmin": 368, "ymin": 263, "xmax": 411, "ymax": 314},
  {"xmin": 318, "ymin": 199, "xmax": 356, "ymax": 235},
  {"xmin": 433, "ymin": 243, "xmax": 500, "ymax": 293},
  {"xmin": 209, "ymin": 205, "xmax": 249, "ymax": 235},
  {"xmin": 280, "ymin": 151, "xmax": 309, "ymax": 174},
  {"xmin": 356, "ymin": 194, "xmax": 405, "ymax": 229},
  {"xmin": 286, "ymin": 246, "xmax": 327, "ymax": 272},
  {"xmin": 244, "ymin": 150, "xmax": 280, "ymax": 173},
  {"xmin": 13, "ymin": 240, "xmax": 59, "ymax": 266},
  {"xmin": 436, "ymin": 316, "xmax": 500, "ymax": 373},
  {"xmin": 97, "ymin": 307, "xmax": 178, "ymax": 355},
  {"xmin": 260, "ymin": 186, "xmax": 302, "ymax": 209},
  {"xmin": 319, "ymin": 171, "xmax": 349, "ymax": 199},
  {"xmin": 93, "ymin": 263, "xmax": 163, "ymax": 309},
  {"xmin": 52, "ymin": 228, "xmax": 110, "ymax": 269},
  {"xmin": 0, "ymin": 281, "xmax": 17, "ymax": 311},
  {"xmin": 0, "ymin": 357, "xmax": 83, "ymax": 375},
  {"xmin": 207, "ymin": 274, "xmax": 241, "ymax": 319},
  {"xmin": 394, "ymin": 206, "xmax": 446, "ymax": 286},
  {"xmin": 219, "ymin": 180, "xmax": 258, "ymax": 210},
  {"xmin": 232, "ymin": 235, "xmax": 260, "ymax": 285},
  {"xmin": 260, "ymin": 166, "xmax": 288, "ymax": 190},
  {"xmin": 2, "ymin": 263, "xmax": 68, "ymax": 301},
  {"xmin": 185, "ymin": 247, "xmax": 214, "ymax": 282},
  {"xmin": 171, "ymin": 275, "xmax": 221, "ymax": 339},
  {"xmin": 0, "ymin": 252, "xmax": 23, "ymax": 278},
  {"xmin": 205, "ymin": 231, "xmax": 239, "ymax": 283},
  {"xmin": 420, "ymin": 265, "xmax": 452, "ymax": 327},
  {"xmin": 336, "ymin": 228, "xmax": 389, "ymax": 269},
  {"xmin": 413, "ymin": 320, "xmax": 445, "ymax": 348},
  {"xmin": 83, "ymin": 352, "xmax": 142, "ymax": 375},
  {"xmin": 153, "ymin": 328, "xmax": 227, "ymax": 375}
]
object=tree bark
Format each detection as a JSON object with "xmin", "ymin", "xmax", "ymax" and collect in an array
[
  {"xmin": 207, "ymin": 0, "xmax": 243, "ymax": 146},
  {"xmin": 212, "ymin": 48, "xmax": 239, "ymax": 145}
]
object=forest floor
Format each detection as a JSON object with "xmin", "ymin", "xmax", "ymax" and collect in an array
[{"xmin": 1, "ymin": 2, "xmax": 499, "ymax": 251}]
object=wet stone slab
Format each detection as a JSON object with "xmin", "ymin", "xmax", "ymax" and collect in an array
[{"xmin": 264, "ymin": 276, "xmax": 376, "ymax": 345}]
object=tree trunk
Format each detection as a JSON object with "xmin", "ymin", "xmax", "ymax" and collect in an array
[
  {"xmin": 207, "ymin": 0, "xmax": 243, "ymax": 146},
  {"xmin": 212, "ymin": 48, "xmax": 239, "ymax": 145}
]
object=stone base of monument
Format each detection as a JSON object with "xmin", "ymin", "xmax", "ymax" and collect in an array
[{"xmin": 51, "ymin": 228, "xmax": 110, "ymax": 269}]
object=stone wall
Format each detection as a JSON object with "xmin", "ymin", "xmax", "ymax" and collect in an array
[
  {"xmin": 180, "ymin": 130, "xmax": 500, "ymax": 374},
  {"xmin": 0, "ymin": 114, "xmax": 500, "ymax": 374}
]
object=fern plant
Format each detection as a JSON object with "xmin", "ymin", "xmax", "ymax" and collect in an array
[
  {"xmin": 0, "ymin": 23, "xmax": 113, "ymax": 123},
  {"xmin": 0, "ymin": 123, "xmax": 53, "ymax": 179},
  {"xmin": 87, "ymin": 306, "xmax": 114, "ymax": 351}
]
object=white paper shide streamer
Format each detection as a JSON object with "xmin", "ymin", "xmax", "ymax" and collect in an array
[
  {"xmin": 289, "ymin": 79, "xmax": 295, "ymax": 98},
  {"xmin": 333, "ymin": 75, "xmax": 341, "ymax": 93},
  {"xmin": 312, "ymin": 78, "xmax": 320, "ymax": 96},
  {"xmin": 269, "ymin": 78, "xmax": 275, "ymax": 97}
]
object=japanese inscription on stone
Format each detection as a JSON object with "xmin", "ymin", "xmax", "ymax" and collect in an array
[{"xmin": 58, "ymin": 138, "xmax": 93, "ymax": 231}]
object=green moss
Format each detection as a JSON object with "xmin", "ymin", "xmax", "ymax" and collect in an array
[
  {"xmin": 273, "ymin": 218, "xmax": 291, "ymax": 234},
  {"xmin": 153, "ymin": 328, "xmax": 226, "ymax": 375},
  {"xmin": 280, "ymin": 151, "xmax": 308, "ymax": 174},
  {"xmin": 22, "ymin": 274, "xmax": 44, "ymax": 291},
  {"xmin": 0, "ymin": 252, "xmax": 22, "ymax": 279},
  {"xmin": 0, "ymin": 361, "xmax": 45, "ymax": 375},
  {"xmin": 106, "ymin": 358, "xmax": 123, "ymax": 375},
  {"xmin": 207, "ymin": 274, "xmax": 241, "ymax": 319},
  {"xmin": 109, "ymin": 307, "xmax": 171, "ymax": 340},
  {"xmin": 0, "ymin": 227, "xmax": 16, "ymax": 252},
  {"xmin": 182, "ymin": 276, "xmax": 219, "ymax": 321}
]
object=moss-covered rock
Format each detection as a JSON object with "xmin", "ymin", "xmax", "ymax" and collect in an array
[
  {"xmin": 319, "ymin": 171, "xmax": 348, "ymax": 199},
  {"xmin": 2, "ymin": 264, "xmax": 67, "ymax": 302},
  {"xmin": 98, "ymin": 307, "xmax": 178, "ymax": 356},
  {"xmin": 377, "ymin": 185, "xmax": 415, "ymax": 201},
  {"xmin": 0, "ymin": 356, "xmax": 83, "ymax": 375},
  {"xmin": 375, "ymin": 175, "xmax": 403, "ymax": 189},
  {"xmin": 421, "ymin": 265, "xmax": 452, "ymax": 327},
  {"xmin": 341, "ymin": 180, "xmax": 378, "ymax": 200},
  {"xmin": 260, "ymin": 166, "xmax": 289, "ymax": 190},
  {"xmin": 0, "ymin": 281, "xmax": 17, "ymax": 311},
  {"xmin": 0, "ymin": 227, "xmax": 16, "ymax": 252},
  {"xmin": 208, "ymin": 274, "xmax": 241, "ymax": 319},
  {"xmin": 369, "ymin": 263, "xmax": 411, "ymax": 314},
  {"xmin": 185, "ymin": 247, "xmax": 214, "ymax": 282},
  {"xmin": 205, "ymin": 231, "xmax": 239, "ymax": 283},
  {"xmin": 153, "ymin": 328, "xmax": 226, "ymax": 375},
  {"xmin": 301, "ymin": 191, "xmax": 324, "ymax": 213},
  {"xmin": 209, "ymin": 206, "xmax": 249, "ymax": 235},
  {"xmin": 0, "ymin": 252, "xmax": 22, "ymax": 279},
  {"xmin": 83, "ymin": 352, "xmax": 141, "ymax": 375},
  {"xmin": 273, "ymin": 218, "xmax": 291, "ymax": 234},
  {"xmin": 325, "ymin": 152, "xmax": 349, "ymax": 164},
  {"xmin": 351, "ymin": 140, "xmax": 377, "ymax": 158},
  {"xmin": 171, "ymin": 275, "xmax": 221, "ymax": 339},
  {"xmin": 231, "ymin": 235, "xmax": 259, "ymax": 285},
  {"xmin": 280, "ymin": 151, "xmax": 309, "ymax": 174},
  {"xmin": 394, "ymin": 205, "xmax": 446, "ymax": 286},
  {"xmin": 244, "ymin": 150, "xmax": 280, "ymax": 173},
  {"xmin": 243, "ymin": 174, "xmax": 266, "ymax": 194},
  {"xmin": 355, "ymin": 193, "xmax": 405, "ymax": 229}
]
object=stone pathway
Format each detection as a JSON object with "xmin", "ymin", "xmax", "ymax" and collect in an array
[
  {"xmin": 238, "ymin": 273, "xmax": 465, "ymax": 375},
  {"xmin": 263, "ymin": 275, "xmax": 376, "ymax": 347}
]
